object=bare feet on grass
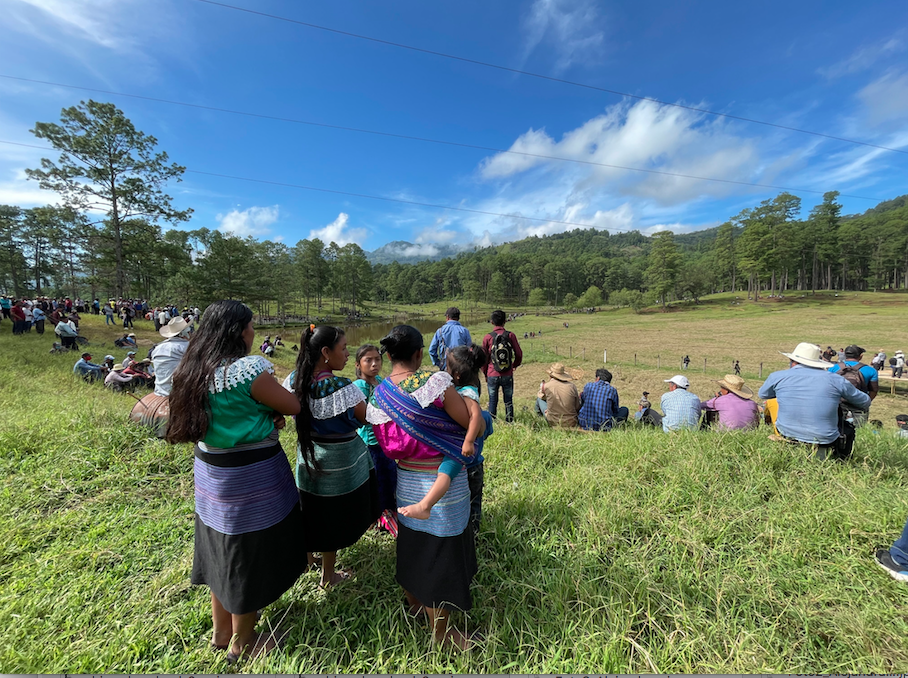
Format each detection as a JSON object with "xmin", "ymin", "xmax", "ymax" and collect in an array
[
  {"xmin": 398, "ymin": 502, "xmax": 431, "ymax": 520},
  {"xmin": 435, "ymin": 627, "xmax": 478, "ymax": 652},
  {"xmin": 227, "ymin": 631, "xmax": 277, "ymax": 665},
  {"xmin": 320, "ymin": 569, "xmax": 352, "ymax": 589}
]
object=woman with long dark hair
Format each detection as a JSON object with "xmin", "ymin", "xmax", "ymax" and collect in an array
[
  {"xmin": 367, "ymin": 325, "xmax": 488, "ymax": 650},
  {"xmin": 292, "ymin": 325, "xmax": 379, "ymax": 588},
  {"xmin": 167, "ymin": 300, "xmax": 306, "ymax": 663}
]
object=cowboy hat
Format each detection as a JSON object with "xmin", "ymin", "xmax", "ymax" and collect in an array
[
  {"xmin": 547, "ymin": 363, "xmax": 575, "ymax": 382},
  {"xmin": 112, "ymin": 363, "xmax": 126, "ymax": 372},
  {"xmin": 780, "ymin": 342, "xmax": 831, "ymax": 369},
  {"xmin": 159, "ymin": 316, "xmax": 190, "ymax": 338},
  {"xmin": 716, "ymin": 374, "xmax": 754, "ymax": 399}
]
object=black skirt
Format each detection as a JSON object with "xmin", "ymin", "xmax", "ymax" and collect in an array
[
  {"xmin": 191, "ymin": 503, "xmax": 308, "ymax": 615},
  {"xmin": 298, "ymin": 469, "xmax": 380, "ymax": 552},
  {"xmin": 396, "ymin": 523, "xmax": 477, "ymax": 611}
]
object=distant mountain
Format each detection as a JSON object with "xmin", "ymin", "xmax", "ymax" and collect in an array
[{"xmin": 367, "ymin": 240, "xmax": 471, "ymax": 265}]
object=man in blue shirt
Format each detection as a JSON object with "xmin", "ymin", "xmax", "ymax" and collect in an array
[
  {"xmin": 578, "ymin": 368, "xmax": 628, "ymax": 431},
  {"xmin": 828, "ymin": 344, "xmax": 878, "ymax": 426},
  {"xmin": 73, "ymin": 352, "xmax": 107, "ymax": 382},
  {"xmin": 759, "ymin": 342, "xmax": 870, "ymax": 459},
  {"xmin": 429, "ymin": 306, "xmax": 471, "ymax": 370},
  {"xmin": 660, "ymin": 375, "xmax": 702, "ymax": 431}
]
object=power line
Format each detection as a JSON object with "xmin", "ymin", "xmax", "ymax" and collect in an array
[
  {"xmin": 0, "ymin": 75, "xmax": 887, "ymax": 202},
  {"xmin": 0, "ymin": 140, "xmax": 887, "ymax": 229},
  {"xmin": 189, "ymin": 0, "xmax": 908, "ymax": 156},
  {"xmin": 0, "ymin": 139, "xmax": 634, "ymax": 232}
]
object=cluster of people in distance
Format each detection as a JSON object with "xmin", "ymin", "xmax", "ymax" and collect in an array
[
  {"xmin": 534, "ymin": 343, "xmax": 886, "ymax": 459},
  {"xmin": 156, "ymin": 302, "xmax": 492, "ymax": 663}
]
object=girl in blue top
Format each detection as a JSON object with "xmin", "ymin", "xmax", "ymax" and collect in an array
[{"xmin": 353, "ymin": 344, "xmax": 398, "ymax": 537}]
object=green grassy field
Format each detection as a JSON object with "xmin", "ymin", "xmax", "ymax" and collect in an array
[{"xmin": 2, "ymin": 293, "xmax": 908, "ymax": 673}]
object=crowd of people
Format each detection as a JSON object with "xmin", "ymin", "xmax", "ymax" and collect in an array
[{"xmin": 13, "ymin": 294, "xmax": 908, "ymax": 661}]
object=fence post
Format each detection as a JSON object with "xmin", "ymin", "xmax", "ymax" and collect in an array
[
  {"xmin": 703, "ymin": 358, "xmax": 707, "ymax": 373},
  {"xmin": 892, "ymin": 379, "xmax": 896, "ymax": 395},
  {"xmin": 634, "ymin": 353, "xmax": 637, "ymax": 366},
  {"xmin": 570, "ymin": 346, "xmax": 573, "ymax": 358},
  {"xmin": 657, "ymin": 355, "xmax": 661, "ymax": 369},
  {"xmin": 759, "ymin": 362, "xmax": 763, "ymax": 379},
  {"xmin": 582, "ymin": 347, "xmax": 585, "ymax": 360}
]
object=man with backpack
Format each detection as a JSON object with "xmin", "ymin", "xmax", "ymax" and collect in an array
[
  {"xmin": 759, "ymin": 342, "xmax": 870, "ymax": 460},
  {"xmin": 482, "ymin": 309, "xmax": 523, "ymax": 422},
  {"xmin": 828, "ymin": 345, "xmax": 878, "ymax": 426}
]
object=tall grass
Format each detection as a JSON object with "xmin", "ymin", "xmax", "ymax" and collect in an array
[{"xmin": 2, "ymin": 302, "xmax": 908, "ymax": 672}]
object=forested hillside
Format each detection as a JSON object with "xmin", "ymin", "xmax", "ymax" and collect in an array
[{"xmin": 3, "ymin": 189, "xmax": 907, "ymax": 313}]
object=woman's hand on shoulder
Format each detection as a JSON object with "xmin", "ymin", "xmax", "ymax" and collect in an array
[{"xmin": 250, "ymin": 371, "xmax": 302, "ymax": 416}]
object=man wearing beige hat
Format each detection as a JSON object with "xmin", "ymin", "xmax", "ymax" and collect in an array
[
  {"xmin": 700, "ymin": 375, "xmax": 760, "ymax": 430},
  {"xmin": 535, "ymin": 363, "xmax": 581, "ymax": 428},
  {"xmin": 129, "ymin": 315, "xmax": 192, "ymax": 437},
  {"xmin": 758, "ymin": 342, "xmax": 870, "ymax": 459}
]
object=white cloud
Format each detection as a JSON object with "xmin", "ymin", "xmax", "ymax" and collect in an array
[
  {"xmin": 217, "ymin": 205, "xmax": 280, "ymax": 237},
  {"xmin": 6, "ymin": 0, "xmax": 195, "ymax": 79},
  {"xmin": 480, "ymin": 99, "xmax": 759, "ymax": 205},
  {"xmin": 11, "ymin": 0, "xmax": 140, "ymax": 50},
  {"xmin": 858, "ymin": 69, "xmax": 908, "ymax": 126},
  {"xmin": 308, "ymin": 212, "xmax": 368, "ymax": 247},
  {"xmin": 520, "ymin": 0, "xmax": 605, "ymax": 71},
  {"xmin": 819, "ymin": 36, "xmax": 905, "ymax": 79},
  {"xmin": 386, "ymin": 243, "xmax": 440, "ymax": 258}
]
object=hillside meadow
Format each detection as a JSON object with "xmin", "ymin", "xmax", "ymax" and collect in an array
[{"xmin": 2, "ymin": 292, "xmax": 908, "ymax": 673}]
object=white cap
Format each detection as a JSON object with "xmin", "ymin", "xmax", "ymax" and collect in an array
[{"xmin": 664, "ymin": 375, "xmax": 690, "ymax": 389}]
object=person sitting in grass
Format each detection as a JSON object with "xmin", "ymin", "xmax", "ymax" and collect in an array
[
  {"xmin": 634, "ymin": 395, "xmax": 663, "ymax": 427},
  {"xmin": 700, "ymin": 375, "xmax": 760, "ymax": 430},
  {"xmin": 535, "ymin": 363, "xmax": 580, "ymax": 429},
  {"xmin": 105, "ymin": 363, "xmax": 134, "ymax": 392},
  {"xmin": 73, "ymin": 352, "xmax": 107, "ymax": 382},
  {"xmin": 758, "ymin": 342, "xmax": 870, "ymax": 460},
  {"xmin": 896, "ymin": 414, "xmax": 908, "ymax": 439},
  {"xmin": 660, "ymin": 375, "xmax": 701, "ymax": 431},
  {"xmin": 578, "ymin": 368, "xmax": 628, "ymax": 431}
]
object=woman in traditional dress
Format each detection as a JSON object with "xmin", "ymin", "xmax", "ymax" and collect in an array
[
  {"xmin": 292, "ymin": 325, "xmax": 379, "ymax": 588},
  {"xmin": 167, "ymin": 300, "xmax": 307, "ymax": 663},
  {"xmin": 368, "ymin": 325, "xmax": 488, "ymax": 650}
]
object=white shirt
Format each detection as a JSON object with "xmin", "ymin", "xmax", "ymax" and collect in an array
[{"xmin": 150, "ymin": 338, "xmax": 188, "ymax": 396}]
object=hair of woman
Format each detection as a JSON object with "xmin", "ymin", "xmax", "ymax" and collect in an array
[
  {"xmin": 379, "ymin": 325, "xmax": 424, "ymax": 363},
  {"xmin": 294, "ymin": 325, "xmax": 345, "ymax": 476},
  {"xmin": 166, "ymin": 300, "xmax": 253, "ymax": 444},
  {"xmin": 446, "ymin": 343, "xmax": 487, "ymax": 391},
  {"xmin": 354, "ymin": 343, "xmax": 380, "ymax": 379}
]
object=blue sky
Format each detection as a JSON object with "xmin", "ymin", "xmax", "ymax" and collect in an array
[{"xmin": 1, "ymin": 0, "xmax": 907, "ymax": 256}]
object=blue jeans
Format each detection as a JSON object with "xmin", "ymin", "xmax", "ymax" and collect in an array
[
  {"xmin": 487, "ymin": 375, "xmax": 514, "ymax": 422},
  {"xmin": 105, "ymin": 314, "xmax": 114, "ymax": 325},
  {"xmin": 891, "ymin": 516, "xmax": 908, "ymax": 567}
]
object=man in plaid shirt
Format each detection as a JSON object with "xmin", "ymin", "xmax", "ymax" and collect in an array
[
  {"xmin": 578, "ymin": 368, "xmax": 628, "ymax": 431},
  {"xmin": 660, "ymin": 374, "xmax": 702, "ymax": 431}
]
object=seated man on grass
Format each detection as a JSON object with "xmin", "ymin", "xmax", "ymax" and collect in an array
[
  {"xmin": 758, "ymin": 342, "xmax": 870, "ymax": 460},
  {"xmin": 73, "ymin": 352, "xmax": 107, "ymax": 383},
  {"xmin": 578, "ymin": 368, "xmax": 628, "ymax": 431},
  {"xmin": 660, "ymin": 375, "xmax": 701, "ymax": 432}
]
